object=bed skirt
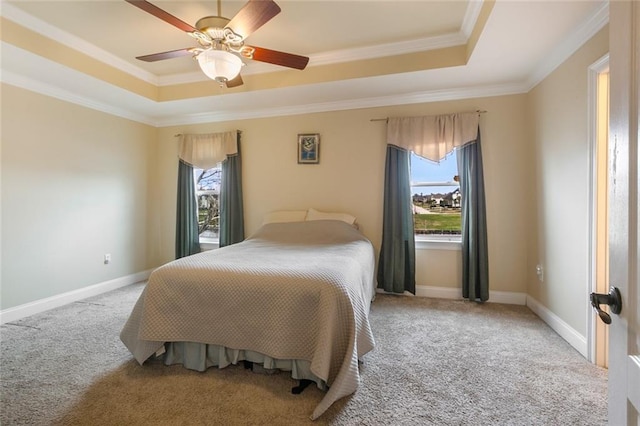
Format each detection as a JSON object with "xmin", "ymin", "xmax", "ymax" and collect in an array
[{"xmin": 162, "ymin": 342, "xmax": 328, "ymax": 391}]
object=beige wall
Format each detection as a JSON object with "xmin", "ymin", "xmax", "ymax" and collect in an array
[
  {"xmin": 527, "ymin": 26, "xmax": 609, "ymax": 335},
  {"xmin": 152, "ymin": 93, "xmax": 531, "ymax": 295},
  {"xmin": 0, "ymin": 23, "xmax": 611, "ymax": 356},
  {"xmin": 1, "ymin": 18, "xmax": 603, "ymax": 332},
  {"xmin": 3, "ymin": 21, "xmax": 600, "ymax": 324},
  {"xmin": 3, "ymin": 27, "xmax": 606, "ymax": 322},
  {"xmin": 1, "ymin": 84, "xmax": 156, "ymax": 310}
]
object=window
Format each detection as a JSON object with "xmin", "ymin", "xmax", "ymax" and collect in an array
[
  {"xmin": 194, "ymin": 165, "xmax": 222, "ymax": 242},
  {"xmin": 410, "ymin": 151, "xmax": 461, "ymax": 240}
]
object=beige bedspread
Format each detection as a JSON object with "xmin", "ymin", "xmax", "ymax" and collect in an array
[{"xmin": 120, "ymin": 220, "xmax": 376, "ymax": 420}]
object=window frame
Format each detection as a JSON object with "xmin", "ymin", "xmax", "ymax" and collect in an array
[{"xmin": 410, "ymin": 152, "xmax": 462, "ymax": 247}]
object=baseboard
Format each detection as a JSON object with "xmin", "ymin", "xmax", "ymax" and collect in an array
[
  {"xmin": 526, "ymin": 295, "xmax": 588, "ymax": 358},
  {"xmin": 489, "ymin": 290, "xmax": 528, "ymax": 305},
  {"xmin": 414, "ymin": 285, "xmax": 462, "ymax": 299},
  {"xmin": 416, "ymin": 285, "xmax": 527, "ymax": 305},
  {"xmin": 0, "ymin": 269, "xmax": 153, "ymax": 324},
  {"xmin": 378, "ymin": 285, "xmax": 527, "ymax": 305}
]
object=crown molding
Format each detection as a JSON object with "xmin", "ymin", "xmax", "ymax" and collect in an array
[
  {"xmin": 2, "ymin": 43, "xmax": 527, "ymax": 128},
  {"xmin": 460, "ymin": 0, "xmax": 484, "ymax": 39},
  {"xmin": 308, "ymin": 32, "xmax": 467, "ymax": 67},
  {"xmin": 0, "ymin": 69, "xmax": 157, "ymax": 126},
  {"xmin": 0, "ymin": 33, "xmax": 527, "ymax": 127},
  {"xmin": 308, "ymin": 0, "xmax": 482, "ymax": 66},
  {"xmin": 0, "ymin": 3, "xmax": 159, "ymax": 85},
  {"xmin": 525, "ymin": 1, "xmax": 609, "ymax": 91},
  {"xmin": 157, "ymin": 29, "xmax": 471, "ymax": 85},
  {"xmin": 155, "ymin": 82, "xmax": 528, "ymax": 127},
  {"xmin": 164, "ymin": 27, "xmax": 467, "ymax": 82},
  {"xmin": 2, "ymin": 0, "xmax": 605, "ymax": 128}
]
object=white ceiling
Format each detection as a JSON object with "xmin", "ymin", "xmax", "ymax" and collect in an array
[{"xmin": 0, "ymin": 0, "xmax": 609, "ymax": 126}]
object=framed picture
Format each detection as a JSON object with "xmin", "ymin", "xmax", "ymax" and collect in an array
[{"xmin": 297, "ymin": 133, "xmax": 320, "ymax": 164}]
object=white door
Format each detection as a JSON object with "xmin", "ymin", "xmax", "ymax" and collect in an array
[{"xmin": 607, "ymin": 1, "xmax": 640, "ymax": 424}]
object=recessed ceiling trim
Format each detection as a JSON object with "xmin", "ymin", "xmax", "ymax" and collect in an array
[
  {"xmin": 0, "ymin": 3, "xmax": 159, "ymax": 86},
  {"xmin": 0, "ymin": 49, "xmax": 527, "ymax": 128},
  {"xmin": 156, "ymin": 44, "xmax": 468, "ymax": 102},
  {"xmin": 156, "ymin": 0, "xmax": 485, "ymax": 87},
  {"xmin": 1, "ymin": 17, "xmax": 159, "ymax": 101},
  {"xmin": 460, "ymin": 0, "xmax": 485, "ymax": 39},
  {"xmin": 0, "ymin": 0, "xmax": 608, "ymax": 128},
  {"xmin": 156, "ymin": 30, "xmax": 468, "ymax": 86},
  {"xmin": 308, "ymin": 32, "xmax": 467, "ymax": 67},
  {"xmin": 1, "ymin": 1, "xmax": 475, "ymax": 87},
  {"xmin": 0, "ymin": 69, "xmax": 156, "ymax": 126}
]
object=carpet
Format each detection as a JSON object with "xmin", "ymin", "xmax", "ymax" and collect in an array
[{"xmin": 1, "ymin": 282, "xmax": 607, "ymax": 425}]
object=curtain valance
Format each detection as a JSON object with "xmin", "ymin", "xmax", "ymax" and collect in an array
[
  {"xmin": 178, "ymin": 131, "xmax": 238, "ymax": 169},
  {"xmin": 386, "ymin": 112, "xmax": 479, "ymax": 162}
]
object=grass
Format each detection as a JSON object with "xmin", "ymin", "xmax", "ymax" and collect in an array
[{"xmin": 414, "ymin": 212, "xmax": 461, "ymax": 233}]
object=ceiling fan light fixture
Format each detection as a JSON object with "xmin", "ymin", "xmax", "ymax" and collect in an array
[{"xmin": 196, "ymin": 49, "xmax": 243, "ymax": 83}]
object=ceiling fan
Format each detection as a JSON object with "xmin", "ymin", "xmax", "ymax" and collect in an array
[{"xmin": 125, "ymin": 0, "xmax": 309, "ymax": 88}]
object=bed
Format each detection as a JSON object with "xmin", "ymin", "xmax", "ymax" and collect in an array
[{"xmin": 120, "ymin": 216, "xmax": 376, "ymax": 420}]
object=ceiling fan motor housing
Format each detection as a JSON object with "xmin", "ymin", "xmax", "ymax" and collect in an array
[{"xmin": 196, "ymin": 16, "xmax": 231, "ymax": 41}]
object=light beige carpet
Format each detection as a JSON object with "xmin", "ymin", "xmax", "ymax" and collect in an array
[{"xmin": 1, "ymin": 282, "xmax": 607, "ymax": 425}]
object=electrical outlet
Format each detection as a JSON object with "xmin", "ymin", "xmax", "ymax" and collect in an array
[
  {"xmin": 536, "ymin": 264, "xmax": 544, "ymax": 282},
  {"xmin": 104, "ymin": 254, "xmax": 111, "ymax": 265}
]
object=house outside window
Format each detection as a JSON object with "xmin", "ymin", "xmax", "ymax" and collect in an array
[
  {"xmin": 194, "ymin": 165, "xmax": 222, "ymax": 242},
  {"xmin": 410, "ymin": 151, "xmax": 461, "ymax": 242}
]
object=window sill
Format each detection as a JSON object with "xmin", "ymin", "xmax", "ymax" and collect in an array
[
  {"xmin": 200, "ymin": 238, "xmax": 219, "ymax": 251},
  {"xmin": 415, "ymin": 237, "xmax": 461, "ymax": 251}
]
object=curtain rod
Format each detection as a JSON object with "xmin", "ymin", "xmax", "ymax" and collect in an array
[
  {"xmin": 174, "ymin": 130, "xmax": 242, "ymax": 137},
  {"xmin": 370, "ymin": 110, "xmax": 488, "ymax": 123}
]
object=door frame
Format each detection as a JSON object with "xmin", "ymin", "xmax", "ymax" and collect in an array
[{"xmin": 586, "ymin": 53, "xmax": 609, "ymax": 365}]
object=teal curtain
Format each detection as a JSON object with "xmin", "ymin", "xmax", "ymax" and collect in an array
[
  {"xmin": 175, "ymin": 159, "xmax": 201, "ymax": 259},
  {"xmin": 219, "ymin": 135, "xmax": 244, "ymax": 247},
  {"xmin": 457, "ymin": 130, "xmax": 489, "ymax": 301},
  {"xmin": 377, "ymin": 144, "xmax": 416, "ymax": 294}
]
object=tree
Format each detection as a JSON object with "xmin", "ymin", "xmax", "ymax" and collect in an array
[{"xmin": 195, "ymin": 168, "xmax": 221, "ymax": 235}]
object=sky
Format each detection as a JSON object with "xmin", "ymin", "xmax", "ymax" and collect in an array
[
  {"xmin": 193, "ymin": 155, "xmax": 458, "ymax": 196},
  {"xmin": 410, "ymin": 151, "xmax": 459, "ymax": 196},
  {"xmin": 194, "ymin": 167, "xmax": 221, "ymax": 191}
]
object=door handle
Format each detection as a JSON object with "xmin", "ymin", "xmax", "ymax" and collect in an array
[{"xmin": 590, "ymin": 287, "xmax": 622, "ymax": 324}]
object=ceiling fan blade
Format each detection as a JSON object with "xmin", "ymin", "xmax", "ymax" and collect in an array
[
  {"xmin": 226, "ymin": 74, "xmax": 244, "ymax": 88},
  {"xmin": 125, "ymin": 0, "xmax": 197, "ymax": 33},
  {"xmin": 248, "ymin": 46, "xmax": 309, "ymax": 70},
  {"xmin": 226, "ymin": 0, "xmax": 281, "ymax": 40},
  {"xmin": 136, "ymin": 48, "xmax": 194, "ymax": 62}
]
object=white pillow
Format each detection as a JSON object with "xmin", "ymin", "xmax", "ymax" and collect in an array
[
  {"xmin": 263, "ymin": 210, "xmax": 308, "ymax": 224},
  {"xmin": 305, "ymin": 208, "xmax": 356, "ymax": 226}
]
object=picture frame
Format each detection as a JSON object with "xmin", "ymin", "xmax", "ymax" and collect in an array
[{"xmin": 297, "ymin": 133, "xmax": 320, "ymax": 164}]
